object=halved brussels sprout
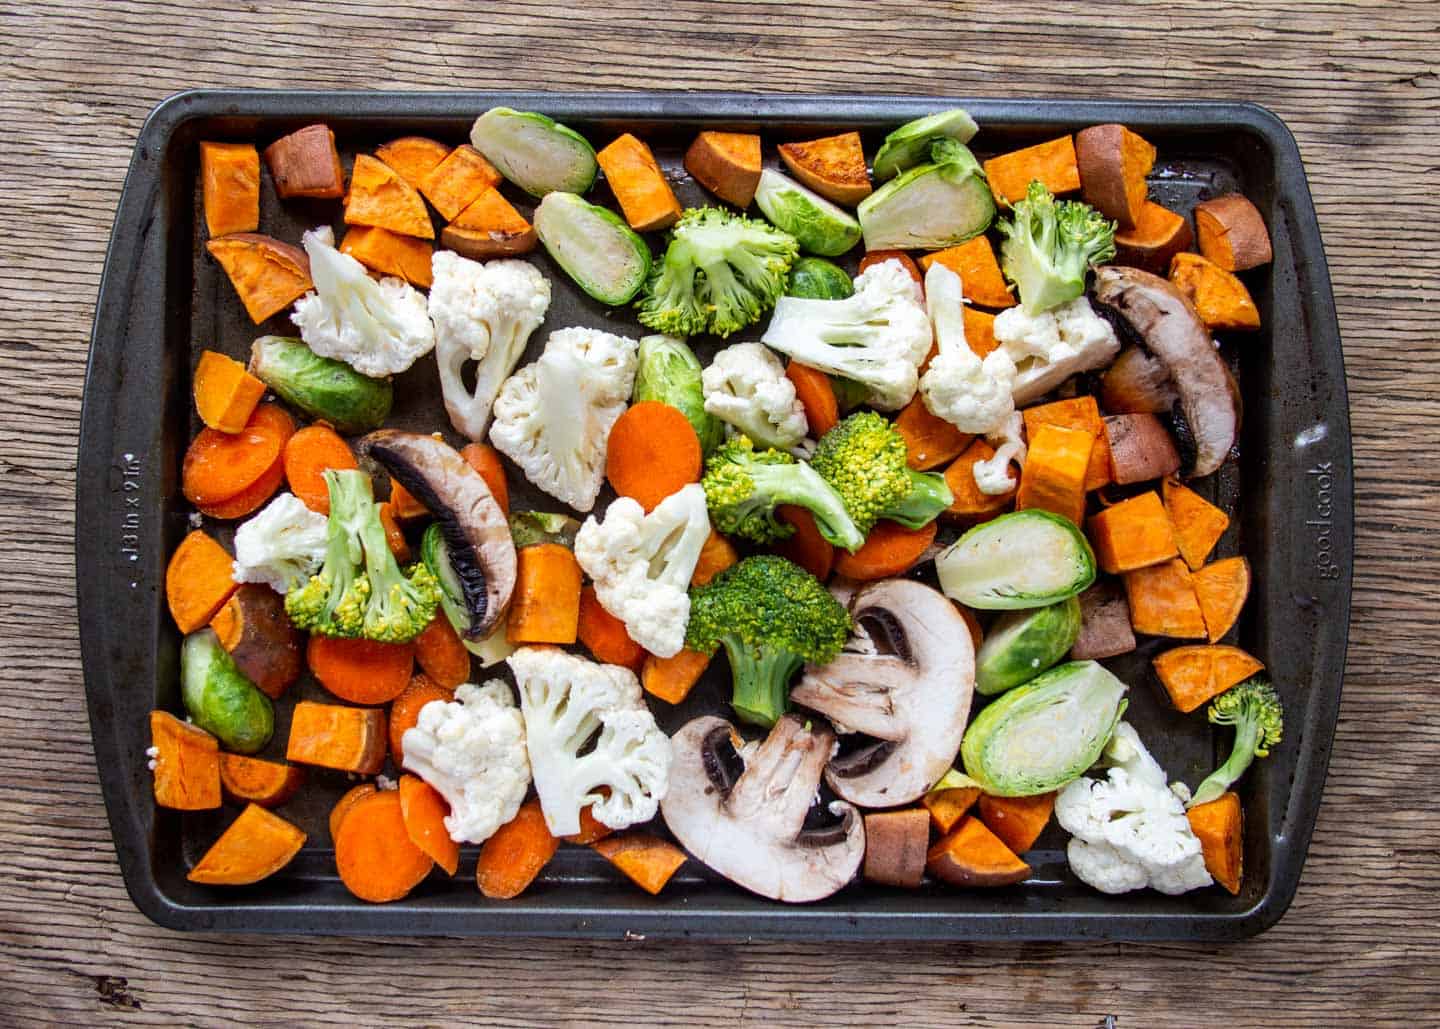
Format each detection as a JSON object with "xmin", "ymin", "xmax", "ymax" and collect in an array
[
  {"xmin": 508, "ymin": 511, "xmax": 582, "ymax": 549},
  {"xmin": 936, "ymin": 509, "xmax": 1096, "ymax": 610},
  {"xmin": 858, "ymin": 139, "xmax": 995, "ymax": 251},
  {"xmin": 534, "ymin": 192, "xmax": 651, "ymax": 306},
  {"xmin": 872, "ymin": 107, "xmax": 980, "ymax": 181},
  {"xmin": 975, "ymin": 596, "xmax": 1083, "ymax": 695},
  {"xmin": 634, "ymin": 335, "xmax": 724, "ymax": 453},
  {"xmin": 754, "ymin": 169, "xmax": 862, "ymax": 257},
  {"xmin": 469, "ymin": 107, "xmax": 598, "ymax": 196},
  {"xmin": 786, "ymin": 256, "xmax": 854, "ymax": 300},
  {"xmin": 181, "ymin": 629, "xmax": 274, "ymax": 755},
  {"xmin": 248, "ymin": 336, "xmax": 393, "ymax": 434},
  {"xmin": 961, "ymin": 660, "xmax": 1127, "ymax": 796}
]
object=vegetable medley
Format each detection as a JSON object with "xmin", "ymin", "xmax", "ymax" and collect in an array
[{"xmin": 157, "ymin": 108, "xmax": 1280, "ymax": 905}]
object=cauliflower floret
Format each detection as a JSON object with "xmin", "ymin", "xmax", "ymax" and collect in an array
[
  {"xmin": 972, "ymin": 411, "xmax": 1028, "ymax": 496},
  {"xmin": 231, "ymin": 492, "xmax": 329, "ymax": 593},
  {"xmin": 992, "ymin": 296, "xmax": 1120, "ymax": 406},
  {"xmin": 701, "ymin": 342, "xmax": 808, "ymax": 450},
  {"xmin": 488, "ymin": 326, "xmax": 639, "ymax": 512},
  {"xmin": 574, "ymin": 484, "xmax": 709, "ymax": 658},
  {"xmin": 508, "ymin": 646, "xmax": 671, "ymax": 836},
  {"xmin": 760, "ymin": 258, "xmax": 932, "ymax": 410},
  {"xmin": 400, "ymin": 680, "xmax": 531, "ymax": 844},
  {"xmin": 290, "ymin": 227, "xmax": 435, "ymax": 377},
  {"xmin": 1054, "ymin": 722, "xmax": 1213, "ymax": 896},
  {"xmin": 429, "ymin": 251, "xmax": 552, "ymax": 441},
  {"xmin": 918, "ymin": 262, "xmax": 1018, "ymax": 434}
]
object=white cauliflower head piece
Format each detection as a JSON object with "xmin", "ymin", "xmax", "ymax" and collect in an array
[
  {"xmin": 488, "ymin": 326, "xmax": 639, "ymax": 512},
  {"xmin": 508, "ymin": 646, "xmax": 672, "ymax": 836},
  {"xmin": 760, "ymin": 258, "xmax": 931, "ymax": 410},
  {"xmin": 290, "ymin": 226, "xmax": 436, "ymax": 377},
  {"xmin": 1054, "ymin": 722, "xmax": 1213, "ymax": 896},
  {"xmin": 993, "ymin": 296, "xmax": 1120, "ymax": 406},
  {"xmin": 430, "ymin": 251, "xmax": 552, "ymax": 441},
  {"xmin": 400, "ymin": 680, "xmax": 531, "ymax": 844},
  {"xmin": 919, "ymin": 262, "xmax": 1018, "ymax": 435},
  {"xmin": 231, "ymin": 492, "xmax": 329, "ymax": 593},
  {"xmin": 973, "ymin": 410, "xmax": 1028, "ymax": 497},
  {"xmin": 573, "ymin": 483, "xmax": 710, "ymax": 658},
  {"xmin": 701, "ymin": 342, "xmax": 808, "ymax": 450}
]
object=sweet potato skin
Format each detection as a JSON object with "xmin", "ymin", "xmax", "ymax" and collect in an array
[
  {"xmin": 209, "ymin": 584, "xmax": 303, "ymax": 699},
  {"xmin": 778, "ymin": 131, "xmax": 872, "ymax": 205},
  {"xmin": 1194, "ymin": 194, "xmax": 1272, "ymax": 271},
  {"xmin": 684, "ymin": 131, "xmax": 762, "ymax": 207},
  {"xmin": 1075, "ymin": 124, "xmax": 1155, "ymax": 229},
  {"xmin": 1069, "ymin": 580, "xmax": 1137, "ymax": 660},
  {"xmin": 1114, "ymin": 201, "xmax": 1194, "ymax": 274},
  {"xmin": 205, "ymin": 234, "xmax": 313, "ymax": 324},
  {"xmin": 264, "ymin": 124, "xmax": 344, "ymax": 199},
  {"xmin": 863, "ymin": 809, "xmax": 931, "ymax": 888},
  {"xmin": 1105, "ymin": 413, "xmax": 1181, "ymax": 485}
]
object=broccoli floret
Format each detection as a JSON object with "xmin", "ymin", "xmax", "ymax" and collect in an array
[
  {"xmin": 997, "ymin": 181, "xmax": 1117, "ymax": 314},
  {"xmin": 687, "ymin": 555, "xmax": 852, "ymax": 727},
  {"xmin": 700, "ymin": 436, "xmax": 863, "ymax": 552},
  {"xmin": 285, "ymin": 469, "xmax": 440, "ymax": 643},
  {"xmin": 636, "ymin": 207, "xmax": 799, "ymax": 338},
  {"xmin": 1188, "ymin": 677, "xmax": 1284, "ymax": 809},
  {"xmin": 811, "ymin": 412, "xmax": 953, "ymax": 535}
]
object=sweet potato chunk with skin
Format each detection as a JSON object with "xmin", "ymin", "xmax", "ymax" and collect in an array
[
  {"xmin": 778, "ymin": 131, "xmax": 872, "ymax": 205},
  {"xmin": 863, "ymin": 809, "xmax": 931, "ymax": 889},
  {"xmin": 1153, "ymin": 644, "xmax": 1264, "ymax": 713},
  {"xmin": 1188, "ymin": 791, "xmax": 1243, "ymax": 894},
  {"xmin": 597, "ymin": 133, "xmax": 682, "ymax": 231},
  {"xmin": 219, "ymin": 753, "xmax": 305, "ymax": 808},
  {"xmin": 1115, "ymin": 201, "xmax": 1194, "ymax": 274},
  {"xmin": 205, "ymin": 233, "xmax": 313, "ymax": 324},
  {"xmin": 592, "ymin": 833, "xmax": 688, "ymax": 895},
  {"xmin": 1075, "ymin": 124, "xmax": 1156, "ymax": 230},
  {"xmin": 927, "ymin": 816, "xmax": 1031, "ymax": 887},
  {"xmin": 340, "ymin": 226, "xmax": 434, "ymax": 288},
  {"xmin": 210, "ymin": 584, "xmax": 303, "ymax": 698},
  {"xmin": 1125, "ymin": 558, "xmax": 1207, "ymax": 638},
  {"xmin": 150, "ymin": 710, "xmax": 221, "ymax": 810},
  {"xmin": 983, "ymin": 136, "xmax": 1081, "ymax": 205},
  {"xmin": 264, "ymin": 124, "xmax": 344, "ymax": 199},
  {"xmin": 199, "ymin": 142, "xmax": 260, "ymax": 237},
  {"xmin": 1169, "ymin": 252, "xmax": 1261, "ymax": 331},
  {"xmin": 344, "ymin": 154, "xmax": 433, "ymax": 240},
  {"xmin": 1069, "ymin": 580, "xmax": 1137, "ymax": 660},
  {"xmin": 419, "ymin": 144, "xmax": 503, "ymax": 222},
  {"xmin": 977, "ymin": 792, "xmax": 1055, "ymax": 854},
  {"xmin": 375, "ymin": 136, "xmax": 452, "ymax": 190},
  {"xmin": 684, "ymin": 131, "xmax": 762, "ymax": 207},
  {"xmin": 1192, "ymin": 555, "xmax": 1251, "ymax": 643},
  {"xmin": 1163, "ymin": 478, "xmax": 1231, "ymax": 570},
  {"xmin": 188, "ymin": 804, "xmax": 306, "ymax": 885},
  {"xmin": 443, "ymin": 187, "xmax": 537, "ymax": 258},
  {"xmin": 919, "ymin": 237, "xmax": 1015, "ymax": 308},
  {"xmin": 1105, "ymin": 413, "xmax": 1181, "ymax": 485},
  {"xmin": 286, "ymin": 701, "xmax": 386, "ymax": 774},
  {"xmin": 1086, "ymin": 490, "xmax": 1178, "ymax": 574},
  {"xmin": 1194, "ymin": 194, "xmax": 1272, "ymax": 271},
  {"xmin": 921, "ymin": 786, "xmax": 981, "ymax": 835}
]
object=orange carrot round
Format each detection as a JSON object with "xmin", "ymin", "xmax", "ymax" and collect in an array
[
  {"xmin": 577, "ymin": 586, "xmax": 645, "ymax": 669},
  {"xmin": 398, "ymin": 774, "xmax": 461, "ymax": 876},
  {"xmin": 604, "ymin": 401, "xmax": 702, "ymax": 512},
  {"xmin": 307, "ymin": 636, "xmax": 415, "ymax": 705},
  {"xmin": 283, "ymin": 423, "xmax": 358, "ymax": 513},
  {"xmin": 563, "ymin": 803, "xmax": 615, "ymax": 846},
  {"xmin": 334, "ymin": 790, "xmax": 434, "ymax": 903},
  {"xmin": 460, "ymin": 442, "xmax": 509, "ymax": 516},
  {"xmin": 182, "ymin": 402, "xmax": 294, "ymax": 506},
  {"xmin": 388, "ymin": 673, "xmax": 454, "ymax": 767},
  {"xmin": 859, "ymin": 249, "xmax": 923, "ymax": 288},
  {"xmin": 784, "ymin": 360, "xmax": 839, "ymax": 438},
  {"xmin": 775, "ymin": 505, "xmax": 835, "ymax": 582},
  {"xmin": 377, "ymin": 501, "xmax": 411, "ymax": 563},
  {"xmin": 329, "ymin": 783, "xmax": 379, "ymax": 842},
  {"xmin": 476, "ymin": 799, "xmax": 558, "ymax": 900},
  {"xmin": 414, "ymin": 616, "xmax": 471, "ymax": 688},
  {"xmin": 834, "ymin": 519, "xmax": 938, "ymax": 581},
  {"xmin": 196, "ymin": 455, "xmax": 284, "ymax": 519}
]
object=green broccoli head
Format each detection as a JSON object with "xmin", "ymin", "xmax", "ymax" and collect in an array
[
  {"xmin": 687, "ymin": 555, "xmax": 852, "ymax": 727},
  {"xmin": 636, "ymin": 207, "xmax": 799, "ymax": 338},
  {"xmin": 701, "ymin": 436, "xmax": 863, "ymax": 552},
  {"xmin": 284, "ymin": 469, "xmax": 440, "ymax": 643},
  {"xmin": 1189, "ymin": 677, "xmax": 1285, "ymax": 808},
  {"xmin": 997, "ymin": 180, "xmax": 1117, "ymax": 314},
  {"xmin": 811, "ymin": 412, "xmax": 953, "ymax": 535}
]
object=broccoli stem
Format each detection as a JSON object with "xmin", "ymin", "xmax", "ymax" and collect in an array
[
  {"xmin": 883, "ymin": 469, "xmax": 955, "ymax": 529},
  {"xmin": 723, "ymin": 638, "xmax": 804, "ymax": 728},
  {"xmin": 750, "ymin": 462, "xmax": 864, "ymax": 552},
  {"xmin": 1190, "ymin": 714, "xmax": 1263, "ymax": 808}
]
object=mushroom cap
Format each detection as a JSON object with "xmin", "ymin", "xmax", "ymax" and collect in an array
[
  {"xmin": 791, "ymin": 579, "xmax": 975, "ymax": 808},
  {"xmin": 361, "ymin": 430, "xmax": 516, "ymax": 639},
  {"xmin": 661, "ymin": 715, "xmax": 865, "ymax": 903},
  {"xmin": 1091, "ymin": 266, "xmax": 1240, "ymax": 478}
]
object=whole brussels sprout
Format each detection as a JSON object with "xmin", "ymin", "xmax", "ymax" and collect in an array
[
  {"xmin": 249, "ymin": 336, "xmax": 392, "ymax": 433},
  {"xmin": 786, "ymin": 257, "xmax": 854, "ymax": 301}
]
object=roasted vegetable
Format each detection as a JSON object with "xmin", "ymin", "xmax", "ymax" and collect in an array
[
  {"xmin": 777, "ymin": 131, "xmax": 872, "ymax": 205},
  {"xmin": 936, "ymin": 509, "xmax": 1097, "ymax": 610},
  {"xmin": 248, "ymin": 336, "xmax": 393, "ymax": 433},
  {"xmin": 181, "ymin": 629, "xmax": 275, "ymax": 755},
  {"xmin": 811, "ymin": 412, "xmax": 953, "ymax": 534},
  {"xmin": 974, "ymin": 596, "xmax": 1082, "ymax": 696},
  {"xmin": 858, "ymin": 138, "xmax": 995, "ymax": 251},
  {"xmin": 753, "ymin": 169, "xmax": 861, "ymax": 257},
  {"xmin": 683, "ymin": 131, "xmax": 762, "ymax": 207},
  {"xmin": 997, "ymin": 181, "xmax": 1116, "ymax": 314},
  {"xmin": 700, "ymin": 436, "xmax": 863, "ymax": 552},
  {"xmin": 786, "ymin": 256, "xmax": 853, "ymax": 300},
  {"xmin": 469, "ymin": 107, "xmax": 597, "ymax": 197},
  {"xmin": 534, "ymin": 191, "xmax": 651, "ymax": 305},
  {"xmin": 633, "ymin": 335, "xmax": 724, "ymax": 454},
  {"xmin": 871, "ymin": 108, "xmax": 979, "ymax": 181},
  {"xmin": 1189, "ymin": 678, "xmax": 1283, "ymax": 808}
]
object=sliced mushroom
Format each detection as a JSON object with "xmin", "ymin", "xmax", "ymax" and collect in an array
[
  {"xmin": 1092, "ymin": 266, "xmax": 1240, "ymax": 478},
  {"xmin": 661, "ymin": 715, "xmax": 865, "ymax": 903},
  {"xmin": 361, "ymin": 430, "xmax": 515, "ymax": 639},
  {"xmin": 790, "ymin": 579, "xmax": 975, "ymax": 808}
]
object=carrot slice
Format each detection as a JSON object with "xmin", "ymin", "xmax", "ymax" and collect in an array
[
  {"xmin": 460, "ymin": 442, "xmax": 509, "ymax": 516},
  {"xmin": 330, "ymin": 783, "xmax": 379, "ymax": 841},
  {"xmin": 283, "ymin": 424, "xmax": 358, "ymax": 514},
  {"xmin": 388, "ymin": 673, "xmax": 455, "ymax": 767},
  {"xmin": 219, "ymin": 753, "xmax": 305, "ymax": 808},
  {"xmin": 775, "ymin": 505, "xmax": 835, "ymax": 582},
  {"xmin": 196, "ymin": 454, "xmax": 285, "ymax": 520},
  {"xmin": 1193, "ymin": 556, "xmax": 1251, "ymax": 643},
  {"xmin": 605, "ymin": 401, "xmax": 703, "ymax": 512},
  {"xmin": 895, "ymin": 393, "xmax": 972, "ymax": 470},
  {"xmin": 1152, "ymin": 644, "xmax": 1265, "ymax": 713},
  {"xmin": 189, "ymin": 804, "xmax": 306, "ymax": 886},
  {"xmin": 476, "ymin": 799, "xmax": 558, "ymax": 900},
  {"xmin": 165, "ymin": 529, "xmax": 239, "ymax": 634},
  {"xmin": 591, "ymin": 833, "xmax": 687, "ymax": 895},
  {"xmin": 182, "ymin": 403, "xmax": 294, "ymax": 506},
  {"xmin": 578, "ymin": 586, "xmax": 645, "ymax": 670},
  {"xmin": 335, "ymin": 790, "xmax": 434, "ymax": 903},
  {"xmin": 413, "ymin": 615, "xmax": 471, "ymax": 688},
  {"xmin": 308, "ymin": 636, "xmax": 415, "ymax": 705},
  {"xmin": 399, "ymin": 774, "xmax": 460, "ymax": 876},
  {"xmin": 563, "ymin": 803, "xmax": 615, "ymax": 846},
  {"xmin": 785, "ymin": 361, "xmax": 839, "ymax": 438},
  {"xmin": 833, "ymin": 520, "xmax": 937, "ymax": 581}
]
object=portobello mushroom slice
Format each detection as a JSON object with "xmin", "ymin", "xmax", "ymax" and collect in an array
[
  {"xmin": 661, "ymin": 715, "xmax": 865, "ymax": 903},
  {"xmin": 361, "ymin": 430, "xmax": 515, "ymax": 640},
  {"xmin": 1092, "ymin": 266, "xmax": 1240, "ymax": 478},
  {"xmin": 790, "ymin": 579, "xmax": 975, "ymax": 808}
]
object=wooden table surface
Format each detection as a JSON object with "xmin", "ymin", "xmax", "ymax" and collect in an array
[{"xmin": 3, "ymin": 1, "xmax": 1438, "ymax": 1024}]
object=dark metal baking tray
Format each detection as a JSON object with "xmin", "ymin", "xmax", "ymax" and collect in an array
[{"xmin": 77, "ymin": 90, "xmax": 1351, "ymax": 940}]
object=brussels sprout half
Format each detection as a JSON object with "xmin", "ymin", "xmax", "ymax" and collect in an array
[
  {"xmin": 754, "ymin": 169, "xmax": 862, "ymax": 257},
  {"xmin": 936, "ymin": 509, "xmax": 1096, "ymax": 610},
  {"xmin": 534, "ymin": 192, "xmax": 651, "ymax": 306},
  {"xmin": 180, "ymin": 629, "xmax": 274, "ymax": 754},
  {"xmin": 858, "ymin": 140, "xmax": 995, "ymax": 251},
  {"xmin": 469, "ymin": 106, "xmax": 598, "ymax": 197},
  {"xmin": 249, "ymin": 336, "xmax": 393, "ymax": 433},
  {"xmin": 872, "ymin": 107, "xmax": 980, "ymax": 182},
  {"xmin": 634, "ymin": 335, "xmax": 724, "ymax": 453},
  {"xmin": 975, "ymin": 596, "xmax": 1083, "ymax": 696}
]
